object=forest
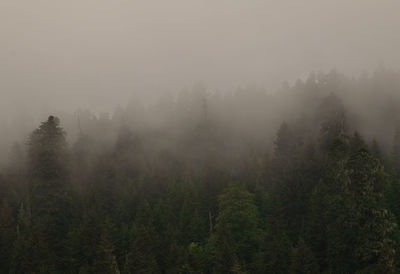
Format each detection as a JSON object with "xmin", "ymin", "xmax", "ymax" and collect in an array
[{"xmin": 2, "ymin": 69, "xmax": 400, "ymax": 273}]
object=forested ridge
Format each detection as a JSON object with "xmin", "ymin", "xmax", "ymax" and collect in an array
[{"xmin": 3, "ymin": 70, "xmax": 400, "ymax": 273}]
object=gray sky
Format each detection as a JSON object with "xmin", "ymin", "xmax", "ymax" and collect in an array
[{"xmin": 1, "ymin": 0, "xmax": 400, "ymax": 113}]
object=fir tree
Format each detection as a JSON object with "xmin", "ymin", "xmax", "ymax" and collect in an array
[
  {"xmin": 124, "ymin": 225, "xmax": 160, "ymax": 274},
  {"xmin": 289, "ymin": 238, "xmax": 320, "ymax": 274}
]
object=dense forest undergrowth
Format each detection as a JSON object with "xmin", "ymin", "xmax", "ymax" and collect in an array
[{"xmin": 3, "ymin": 70, "xmax": 400, "ymax": 273}]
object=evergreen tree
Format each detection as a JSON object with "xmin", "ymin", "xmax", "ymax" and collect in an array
[
  {"xmin": 323, "ymin": 145, "xmax": 397, "ymax": 272},
  {"xmin": 392, "ymin": 127, "xmax": 400, "ymax": 176},
  {"xmin": 0, "ymin": 197, "xmax": 15, "ymax": 272},
  {"xmin": 274, "ymin": 122, "xmax": 297, "ymax": 172},
  {"xmin": 93, "ymin": 231, "xmax": 120, "ymax": 274},
  {"xmin": 289, "ymin": 238, "xmax": 320, "ymax": 274},
  {"xmin": 261, "ymin": 195, "xmax": 292, "ymax": 274},
  {"xmin": 305, "ymin": 181, "xmax": 329, "ymax": 269},
  {"xmin": 215, "ymin": 183, "xmax": 261, "ymax": 272},
  {"xmin": 124, "ymin": 225, "xmax": 160, "ymax": 274},
  {"xmin": 318, "ymin": 93, "xmax": 347, "ymax": 150},
  {"xmin": 371, "ymin": 138, "xmax": 382, "ymax": 160},
  {"xmin": 350, "ymin": 131, "xmax": 367, "ymax": 153},
  {"xmin": 346, "ymin": 148, "xmax": 396, "ymax": 272},
  {"xmin": 25, "ymin": 116, "xmax": 72, "ymax": 271}
]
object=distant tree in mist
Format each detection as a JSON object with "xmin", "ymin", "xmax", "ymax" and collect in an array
[
  {"xmin": 2, "ymin": 70, "xmax": 400, "ymax": 273},
  {"xmin": 12, "ymin": 116, "xmax": 72, "ymax": 272}
]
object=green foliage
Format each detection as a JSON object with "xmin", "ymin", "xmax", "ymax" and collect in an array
[
  {"xmin": 124, "ymin": 225, "xmax": 160, "ymax": 274},
  {"xmin": 289, "ymin": 238, "xmax": 319, "ymax": 274},
  {"xmin": 392, "ymin": 127, "xmax": 400, "ymax": 177},
  {"xmin": 3, "ymin": 86, "xmax": 400, "ymax": 273},
  {"xmin": 215, "ymin": 183, "xmax": 262, "ymax": 272}
]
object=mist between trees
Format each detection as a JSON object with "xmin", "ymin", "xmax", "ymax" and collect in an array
[{"xmin": 2, "ymin": 68, "xmax": 400, "ymax": 273}]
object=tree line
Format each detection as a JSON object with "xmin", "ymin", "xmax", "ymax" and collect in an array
[{"xmin": 2, "ymin": 70, "xmax": 400, "ymax": 273}]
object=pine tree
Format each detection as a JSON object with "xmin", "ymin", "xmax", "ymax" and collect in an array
[
  {"xmin": 27, "ymin": 116, "xmax": 72, "ymax": 271},
  {"xmin": 371, "ymin": 138, "xmax": 382, "ymax": 160},
  {"xmin": 392, "ymin": 127, "xmax": 400, "ymax": 176},
  {"xmin": 349, "ymin": 131, "xmax": 367, "ymax": 153},
  {"xmin": 0, "ymin": 198, "xmax": 15, "ymax": 273},
  {"xmin": 215, "ymin": 183, "xmax": 261, "ymax": 272},
  {"xmin": 274, "ymin": 122, "xmax": 297, "ymax": 172},
  {"xmin": 323, "ymin": 146, "xmax": 397, "ymax": 272},
  {"xmin": 93, "ymin": 232, "xmax": 120, "ymax": 274},
  {"xmin": 346, "ymin": 148, "xmax": 396, "ymax": 271},
  {"xmin": 263, "ymin": 231, "xmax": 292, "ymax": 274},
  {"xmin": 318, "ymin": 93, "xmax": 347, "ymax": 150},
  {"xmin": 289, "ymin": 238, "xmax": 320, "ymax": 274},
  {"xmin": 124, "ymin": 225, "xmax": 160, "ymax": 274}
]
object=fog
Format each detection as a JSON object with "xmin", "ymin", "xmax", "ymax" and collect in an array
[
  {"xmin": 3, "ymin": 2, "xmax": 400, "ymax": 272},
  {"xmin": 2, "ymin": 0, "xmax": 400, "ymax": 111},
  {"xmin": 1, "ymin": 0, "xmax": 400, "ymax": 164}
]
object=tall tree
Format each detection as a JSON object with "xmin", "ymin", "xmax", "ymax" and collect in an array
[
  {"xmin": 25, "ymin": 116, "xmax": 72, "ymax": 271},
  {"xmin": 318, "ymin": 93, "xmax": 347, "ymax": 151},
  {"xmin": 392, "ymin": 126, "xmax": 400, "ymax": 176},
  {"xmin": 289, "ymin": 238, "xmax": 320, "ymax": 274},
  {"xmin": 124, "ymin": 225, "xmax": 160, "ymax": 274},
  {"xmin": 324, "ymin": 146, "xmax": 397, "ymax": 272},
  {"xmin": 215, "ymin": 183, "xmax": 261, "ymax": 272}
]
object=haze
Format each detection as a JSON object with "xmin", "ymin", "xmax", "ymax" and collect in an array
[
  {"xmin": 3, "ymin": 2, "xmax": 400, "ymax": 272},
  {"xmin": 1, "ymin": 0, "xmax": 400, "ymax": 114}
]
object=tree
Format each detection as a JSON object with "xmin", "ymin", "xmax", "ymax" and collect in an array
[
  {"xmin": 262, "ymin": 196, "xmax": 292, "ymax": 274},
  {"xmin": 371, "ymin": 138, "xmax": 382, "ymax": 160},
  {"xmin": 306, "ymin": 182, "xmax": 329, "ymax": 269},
  {"xmin": 345, "ymin": 148, "xmax": 396, "ymax": 272},
  {"xmin": 124, "ymin": 225, "xmax": 160, "ymax": 274},
  {"xmin": 318, "ymin": 93, "xmax": 346, "ymax": 150},
  {"xmin": 28, "ymin": 115, "xmax": 68, "ymax": 183},
  {"xmin": 93, "ymin": 232, "xmax": 120, "ymax": 274},
  {"xmin": 349, "ymin": 131, "xmax": 367, "ymax": 153},
  {"xmin": 215, "ymin": 183, "xmax": 261, "ymax": 272},
  {"xmin": 274, "ymin": 122, "xmax": 297, "ymax": 171},
  {"xmin": 323, "ymin": 146, "xmax": 397, "ymax": 272},
  {"xmin": 392, "ymin": 127, "xmax": 400, "ymax": 177},
  {"xmin": 289, "ymin": 238, "xmax": 320, "ymax": 274},
  {"xmin": 26, "ymin": 116, "xmax": 72, "ymax": 271},
  {"xmin": 0, "ymin": 198, "xmax": 16, "ymax": 273}
]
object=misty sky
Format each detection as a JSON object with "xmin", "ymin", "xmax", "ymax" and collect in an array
[{"xmin": 1, "ymin": 0, "xmax": 400, "ymax": 114}]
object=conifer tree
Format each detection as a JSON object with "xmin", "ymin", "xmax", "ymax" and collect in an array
[
  {"xmin": 392, "ymin": 127, "xmax": 400, "ymax": 176},
  {"xmin": 93, "ymin": 231, "xmax": 120, "ymax": 274},
  {"xmin": 289, "ymin": 238, "xmax": 320, "ymax": 274},
  {"xmin": 318, "ymin": 93, "xmax": 347, "ymax": 150},
  {"xmin": 215, "ymin": 183, "xmax": 261, "ymax": 272},
  {"xmin": 27, "ymin": 116, "xmax": 72, "ymax": 271},
  {"xmin": 124, "ymin": 225, "xmax": 160, "ymax": 274}
]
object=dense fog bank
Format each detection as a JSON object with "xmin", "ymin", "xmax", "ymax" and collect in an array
[
  {"xmin": 2, "ymin": 69, "xmax": 400, "ymax": 167},
  {"xmin": 3, "ymin": 1, "xmax": 400, "ymax": 272},
  {"xmin": 3, "ymin": 69, "xmax": 400, "ymax": 273}
]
